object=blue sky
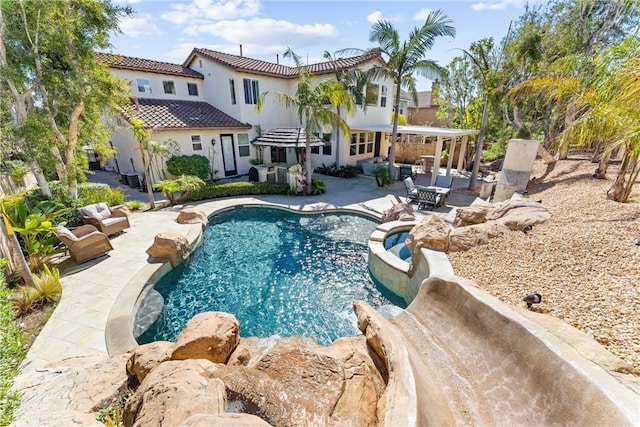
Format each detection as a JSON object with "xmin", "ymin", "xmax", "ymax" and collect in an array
[{"xmin": 110, "ymin": 0, "xmax": 529, "ymax": 90}]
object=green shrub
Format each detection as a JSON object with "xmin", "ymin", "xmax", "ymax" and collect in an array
[
  {"xmin": 309, "ymin": 178, "xmax": 327, "ymax": 195},
  {"xmin": 45, "ymin": 181, "xmax": 125, "ymax": 227},
  {"xmin": 372, "ymin": 167, "xmax": 393, "ymax": 187},
  {"xmin": 314, "ymin": 163, "xmax": 361, "ymax": 178},
  {"xmin": 481, "ymin": 142, "xmax": 506, "ymax": 163},
  {"xmin": 154, "ymin": 175, "xmax": 206, "ymax": 206},
  {"xmin": 166, "ymin": 155, "xmax": 211, "ymax": 180},
  {"xmin": 0, "ymin": 273, "xmax": 26, "ymax": 426},
  {"xmin": 182, "ymin": 181, "xmax": 292, "ymax": 202},
  {"xmin": 126, "ymin": 200, "xmax": 144, "ymax": 211},
  {"xmin": 31, "ymin": 265, "xmax": 61, "ymax": 304}
]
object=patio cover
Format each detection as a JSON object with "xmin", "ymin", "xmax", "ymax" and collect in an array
[
  {"xmin": 252, "ymin": 127, "xmax": 324, "ymax": 148},
  {"xmin": 354, "ymin": 124, "xmax": 479, "ymax": 185}
]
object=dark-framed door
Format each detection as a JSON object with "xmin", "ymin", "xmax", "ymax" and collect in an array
[
  {"xmin": 374, "ymin": 132, "xmax": 382, "ymax": 157},
  {"xmin": 220, "ymin": 134, "xmax": 237, "ymax": 176}
]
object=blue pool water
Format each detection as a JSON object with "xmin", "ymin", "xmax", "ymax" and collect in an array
[
  {"xmin": 384, "ymin": 231, "xmax": 412, "ymax": 262},
  {"xmin": 137, "ymin": 206, "xmax": 398, "ymax": 346}
]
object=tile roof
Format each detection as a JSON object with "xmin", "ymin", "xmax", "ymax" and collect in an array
[
  {"xmin": 402, "ymin": 90, "xmax": 433, "ymax": 108},
  {"xmin": 123, "ymin": 98, "xmax": 251, "ymax": 130},
  {"xmin": 186, "ymin": 48, "xmax": 382, "ymax": 78},
  {"xmin": 97, "ymin": 52, "xmax": 204, "ymax": 79}
]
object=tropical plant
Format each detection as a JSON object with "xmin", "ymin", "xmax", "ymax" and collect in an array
[
  {"xmin": 166, "ymin": 155, "xmax": 211, "ymax": 180},
  {"xmin": 340, "ymin": 11, "xmax": 455, "ymax": 176},
  {"xmin": 154, "ymin": 175, "xmax": 205, "ymax": 206},
  {"xmin": 31, "ymin": 263, "xmax": 61, "ymax": 303},
  {"xmin": 4, "ymin": 160, "xmax": 30, "ymax": 182},
  {"xmin": 256, "ymin": 48, "xmax": 352, "ymax": 191},
  {"xmin": 372, "ymin": 167, "xmax": 393, "ymax": 187},
  {"xmin": 308, "ymin": 178, "xmax": 327, "ymax": 195},
  {"xmin": 126, "ymin": 200, "xmax": 144, "ymax": 211},
  {"xmin": 131, "ymin": 118, "xmax": 156, "ymax": 209}
]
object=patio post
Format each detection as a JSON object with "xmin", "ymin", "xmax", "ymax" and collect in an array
[
  {"xmin": 446, "ymin": 136, "xmax": 455, "ymax": 176},
  {"xmin": 432, "ymin": 135, "xmax": 444, "ymax": 185},
  {"xmin": 457, "ymin": 135, "xmax": 468, "ymax": 173}
]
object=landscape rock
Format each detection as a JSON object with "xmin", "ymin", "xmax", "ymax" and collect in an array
[
  {"xmin": 146, "ymin": 232, "xmax": 190, "ymax": 267},
  {"xmin": 405, "ymin": 215, "xmax": 450, "ymax": 275},
  {"xmin": 124, "ymin": 359, "xmax": 225, "ymax": 427},
  {"xmin": 171, "ymin": 312, "xmax": 240, "ymax": 364},
  {"xmin": 176, "ymin": 209, "xmax": 209, "ymax": 229},
  {"xmin": 12, "ymin": 354, "xmax": 129, "ymax": 427},
  {"xmin": 179, "ymin": 413, "xmax": 272, "ymax": 426},
  {"xmin": 448, "ymin": 224, "xmax": 490, "ymax": 252},
  {"xmin": 487, "ymin": 198, "xmax": 551, "ymax": 230},
  {"xmin": 453, "ymin": 203, "xmax": 492, "ymax": 227},
  {"xmin": 126, "ymin": 341, "xmax": 173, "ymax": 384},
  {"xmin": 381, "ymin": 203, "xmax": 415, "ymax": 222}
]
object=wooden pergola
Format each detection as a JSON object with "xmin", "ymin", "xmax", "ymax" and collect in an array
[{"xmin": 358, "ymin": 125, "xmax": 479, "ymax": 185}]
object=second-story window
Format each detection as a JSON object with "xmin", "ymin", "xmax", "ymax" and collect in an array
[
  {"xmin": 136, "ymin": 78, "xmax": 152, "ymax": 93},
  {"xmin": 243, "ymin": 78, "xmax": 259, "ymax": 105},
  {"xmin": 380, "ymin": 85, "xmax": 387, "ymax": 107},
  {"xmin": 187, "ymin": 83, "xmax": 199, "ymax": 96},
  {"xmin": 191, "ymin": 135, "xmax": 202, "ymax": 151},
  {"xmin": 366, "ymin": 84, "xmax": 379, "ymax": 106},
  {"xmin": 229, "ymin": 79, "xmax": 237, "ymax": 105},
  {"xmin": 163, "ymin": 80, "xmax": 176, "ymax": 95}
]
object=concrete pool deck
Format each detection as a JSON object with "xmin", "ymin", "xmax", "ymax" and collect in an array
[{"xmin": 18, "ymin": 171, "xmax": 479, "ymax": 374}]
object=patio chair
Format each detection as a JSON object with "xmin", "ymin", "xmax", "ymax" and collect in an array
[
  {"xmin": 399, "ymin": 165, "xmax": 417, "ymax": 181},
  {"xmin": 54, "ymin": 225, "xmax": 113, "ymax": 264},
  {"xmin": 434, "ymin": 174, "xmax": 454, "ymax": 198},
  {"xmin": 403, "ymin": 177, "xmax": 418, "ymax": 203},
  {"xmin": 417, "ymin": 187, "xmax": 443, "ymax": 211},
  {"xmin": 79, "ymin": 202, "xmax": 131, "ymax": 236}
]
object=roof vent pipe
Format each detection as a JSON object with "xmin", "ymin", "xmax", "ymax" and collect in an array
[
  {"xmin": 239, "ymin": 44, "xmax": 243, "ymax": 57},
  {"xmin": 276, "ymin": 54, "xmax": 279, "ymax": 64}
]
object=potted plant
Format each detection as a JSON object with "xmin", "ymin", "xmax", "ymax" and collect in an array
[{"xmin": 372, "ymin": 167, "xmax": 393, "ymax": 187}]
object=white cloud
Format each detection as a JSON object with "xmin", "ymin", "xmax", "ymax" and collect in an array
[
  {"xmin": 471, "ymin": 0, "xmax": 526, "ymax": 11},
  {"xmin": 183, "ymin": 18, "xmax": 338, "ymax": 47},
  {"xmin": 413, "ymin": 8, "xmax": 433, "ymax": 20},
  {"xmin": 112, "ymin": 0, "xmax": 142, "ymax": 4},
  {"xmin": 367, "ymin": 11, "xmax": 383, "ymax": 23},
  {"xmin": 119, "ymin": 15, "xmax": 162, "ymax": 37},
  {"xmin": 161, "ymin": 0, "xmax": 261, "ymax": 25}
]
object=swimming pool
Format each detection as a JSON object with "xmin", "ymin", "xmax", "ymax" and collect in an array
[{"xmin": 137, "ymin": 206, "xmax": 399, "ymax": 346}]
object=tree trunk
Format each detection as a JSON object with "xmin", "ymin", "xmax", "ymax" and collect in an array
[
  {"xmin": 607, "ymin": 147, "xmax": 639, "ymax": 202},
  {"xmin": 1, "ymin": 213, "xmax": 34, "ymax": 287},
  {"xmin": 593, "ymin": 150, "xmax": 610, "ymax": 179},
  {"xmin": 304, "ymin": 142, "xmax": 312, "ymax": 190},
  {"xmin": 388, "ymin": 84, "xmax": 402, "ymax": 178},
  {"xmin": 468, "ymin": 101, "xmax": 488, "ymax": 191},
  {"xmin": 335, "ymin": 106, "xmax": 342, "ymax": 166},
  {"xmin": 32, "ymin": 164, "xmax": 52, "ymax": 197},
  {"xmin": 537, "ymin": 144, "xmax": 556, "ymax": 165},
  {"xmin": 557, "ymin": 96, "xmax": 577, "ymax": 160}
]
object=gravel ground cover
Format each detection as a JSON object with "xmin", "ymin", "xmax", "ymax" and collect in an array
[{"xmin": 448, "ymin": 156, "xmax": 640, "ymax": 374}]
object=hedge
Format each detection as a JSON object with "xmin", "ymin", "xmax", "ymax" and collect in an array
[
  {"xmin": 182, "ymin": 181, "xmax": 292, "ymax": 202},
  {"xmin": 166, "ymin": 155, "xmax": 210, "ymax": 180}
]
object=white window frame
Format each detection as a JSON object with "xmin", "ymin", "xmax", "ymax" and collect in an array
[
  {"xmin": 163, "ymin": 80, "xmax": 176, "ymax": 95},
  {"xmin": 243, "ymin": 78, "xmax": 260, "ymax": 105},
  {"xmin": 187, "ymin": 83, "xmax": 199, "ymax": 96},
  {"xmin": 237, "ymin": 133, "xmax": 250, "ymax": 157},
  {"xmin": 136, "ymin": 78, "xmax": 152, "ymax": 93},
  {"xmin": 229, "ymin": 78, "xmax": 237, "ymax": 105},
  {"xmin": 366, "ymin": 83, "xmax": 379, "ymax": 106},
  {"xmin": 380, "ymin": 85, "xmax": 388, "ymax": 107},
  {"xmin": 191, "ymin": 135, "xmax": 203, "ymax": 151}
]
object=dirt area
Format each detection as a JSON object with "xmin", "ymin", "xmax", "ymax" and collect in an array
[{"xmin": 448, "ymin": 155, "xmax": 640, "ymax": 374}]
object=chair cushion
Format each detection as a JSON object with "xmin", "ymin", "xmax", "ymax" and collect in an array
[
  {"xmin": 102, "ymin": 217, "xmax": 127, "ymax": 227},
  {"xmin": 56, "ymin": 226, "xmax": 79, "ymax": 242},
  {"xmin": 95, "ymin": 203, "xmax": 112, "ymax": 219},
  {"xmin": 79, "ymin": 204, "xmax": 100, "ymax": 219},
  {"xmin": 403, "ymin": 177, "xmax": 415, "ymax": 191}
]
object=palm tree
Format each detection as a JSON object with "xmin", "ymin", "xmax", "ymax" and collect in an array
[
  {"xmin": 508, "ymin": 37, "xmax": 640, "ymax": 202},
  {"xmin": 256, "ymin": 48, "xmax": 352, "ymax": 190},
  {"xmin": 322, "ymin": 51, "xmax": 370, "ymax": 166},
  {"xmin": 340, "ymin": 11, "xmax": 455, "ymax": 176}
]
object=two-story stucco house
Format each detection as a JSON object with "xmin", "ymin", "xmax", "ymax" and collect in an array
[{"xmin": 100, "ymin": 48, "xmax": 395, "ymax": 183}]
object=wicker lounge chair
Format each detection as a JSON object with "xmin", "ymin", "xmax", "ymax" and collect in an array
[
  {"xmin": 79, "ymin": 202, "xmax": 131, "ymax": 236},
  {"xmin": 54, "ymin": 225, "xmax": 113, "ymax": 264}
]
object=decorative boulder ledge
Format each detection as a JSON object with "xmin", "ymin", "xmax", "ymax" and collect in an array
[
  {"xmin": 146, "ymin": 232, "xmax": 191, "ymax": 267},
  {"xmin": 12, "ymin": 284, "xmax": 638, "ymax": 427}
]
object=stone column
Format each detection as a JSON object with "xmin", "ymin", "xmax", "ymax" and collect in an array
[{"xmin": 493, "ymin": 139, "xmax": 539, "ymax": 202}]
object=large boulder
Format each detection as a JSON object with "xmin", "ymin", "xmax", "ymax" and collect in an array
[
  {"xmin": 453, "ymin": 203, "xmax": 492, "ymax": 227},
  {"xmin": 176, "ymin": 209, "xmax": 208, "ymax": 229},
  {"xmin": 487, "ymin": 198, "xmax": 551, "ymax": 230},
  {"xmin": 12, "ymin": 354, "xmax": 129, "ymax": 427},
  {"xmin": 214, "ymin": 336, "xmax": 381, "ymax": 426},
  {"xmin": 126, "ymin": 341, "xmax": 173, "ymax": 384},
  {"xmin": 405, "ymin": 215, "xmax": 450, "ymax": 275},
  {"xmin": 171, "ymin": 312, "xmax": 240, "ymax": 364},
  {"xmin": 123, "ymin": 359, "xmax": 226, "ymax": 427},
  {"xmin": 146, "ymin": 232, "xmax": 190, "ymax": 267},
  {"xmin": 381, "ymin": 203, "xmax": 415, "ymax": 222}
]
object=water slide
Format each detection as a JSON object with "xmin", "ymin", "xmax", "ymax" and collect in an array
[{"xmin": 372, "ymin": 276, "xmax": 639, "ymax": 426}]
